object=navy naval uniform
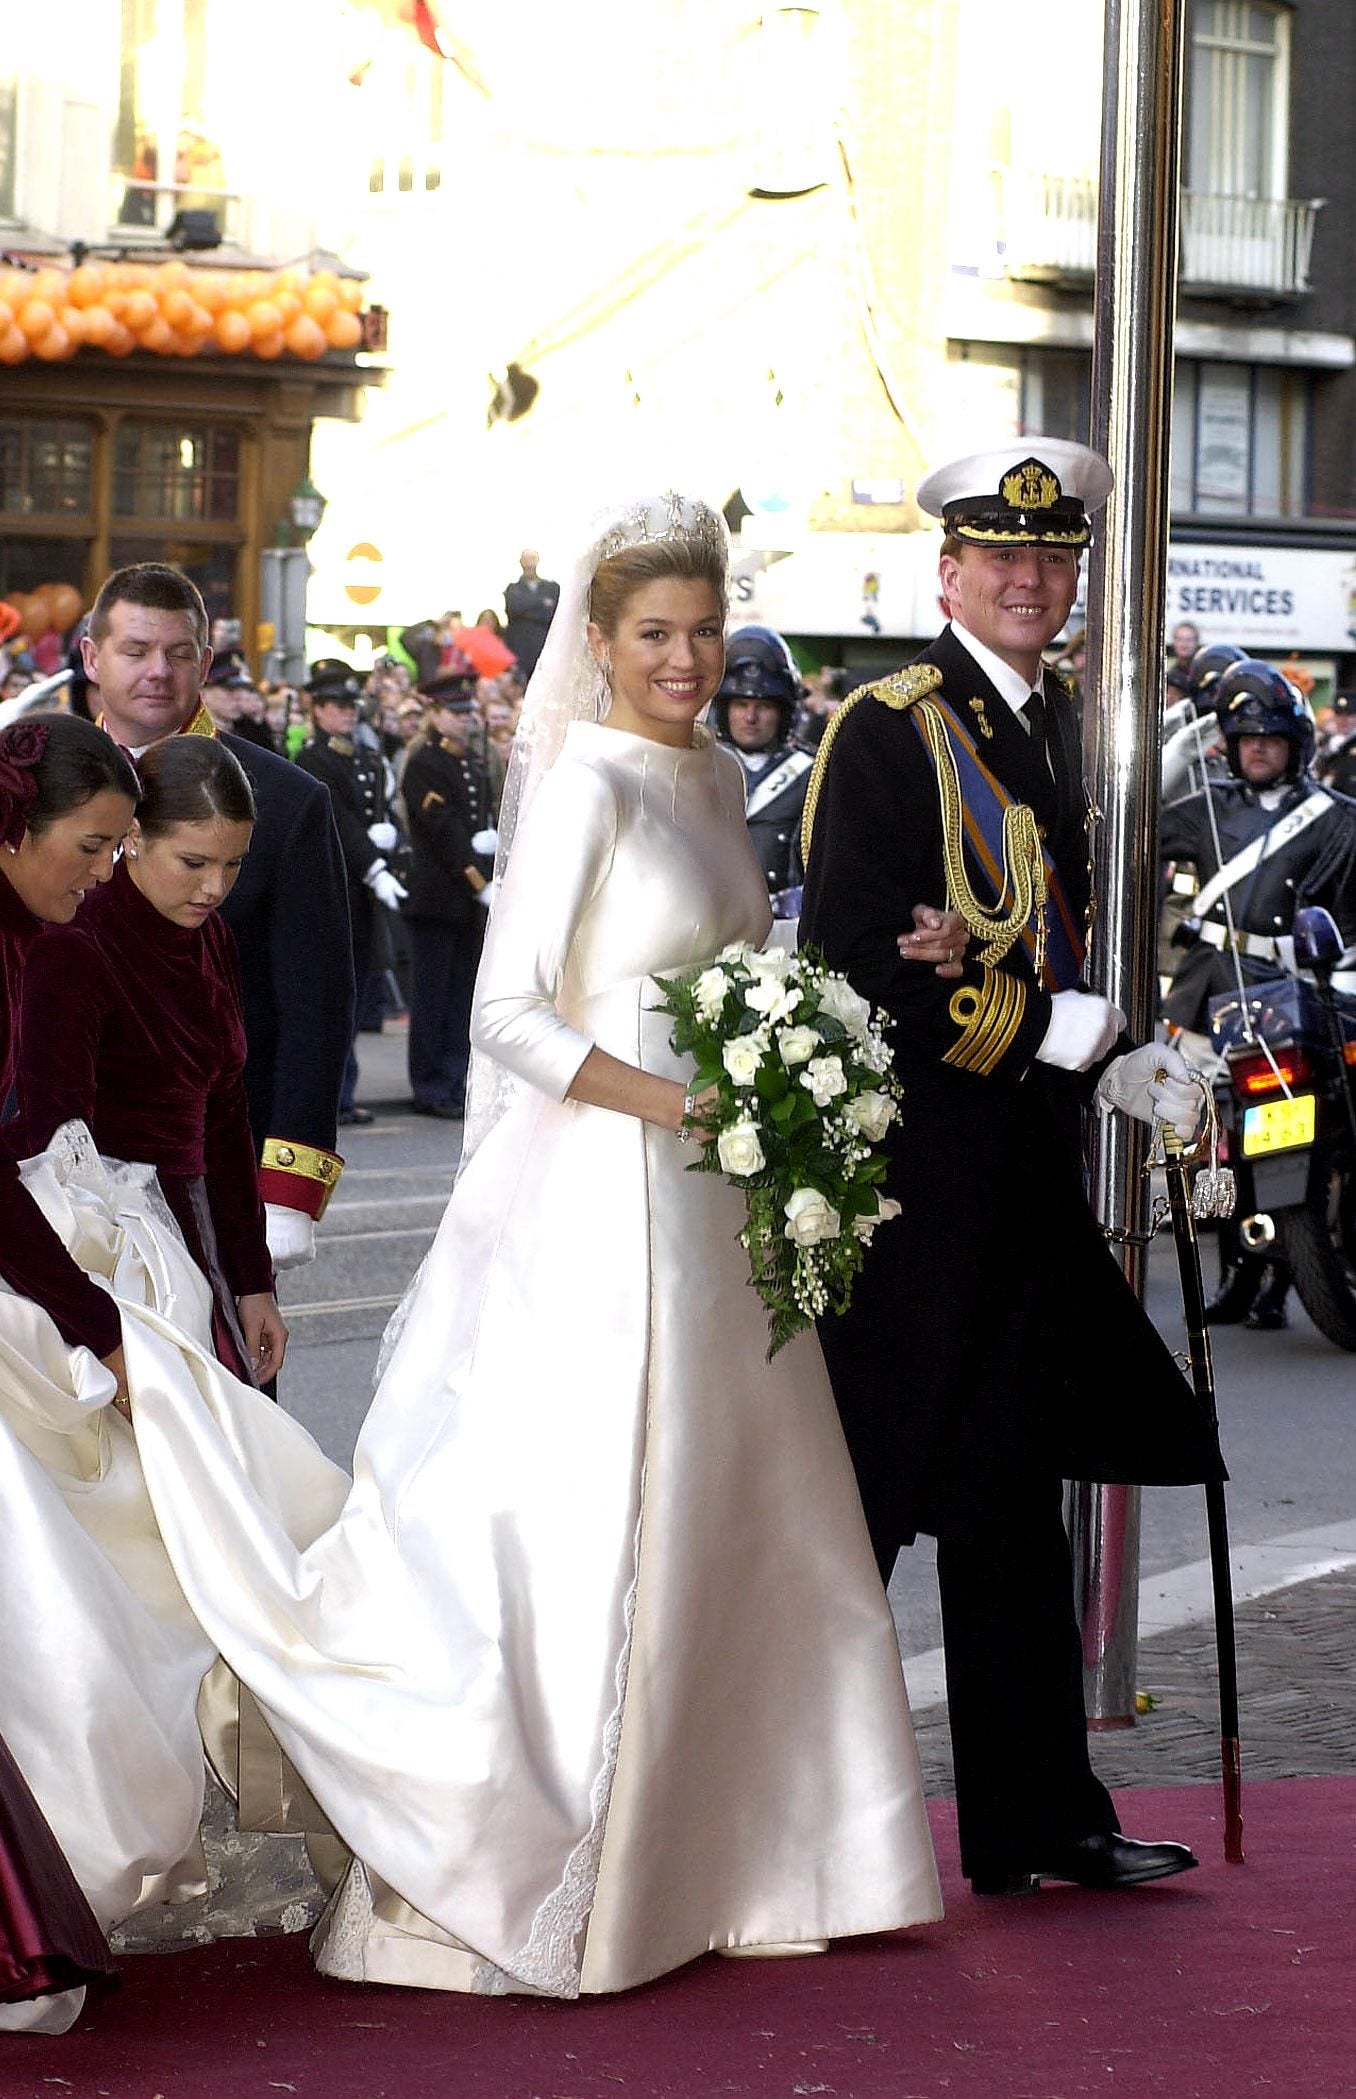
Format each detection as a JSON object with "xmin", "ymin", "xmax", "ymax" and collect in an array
[
  {"xmin": 400, "ymin": 730, "xmax": 493, "ymax": 1112},
  {"xmin": 798, "ymin": 622, "xmax": 1223, "ymax": 1882},
  {"xmin": 295, "ymin": 723, "xmax": 393, "ymax": 1115}
]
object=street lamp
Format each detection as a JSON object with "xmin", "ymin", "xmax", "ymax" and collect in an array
[{"xmin": 288, "ymin": 475, "xmax": 327, "ymax": 540}]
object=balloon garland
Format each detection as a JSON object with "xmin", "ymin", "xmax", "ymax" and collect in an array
[{"xmin": 0, "ymin": 260, "xmax": 367, "ymax": 366}]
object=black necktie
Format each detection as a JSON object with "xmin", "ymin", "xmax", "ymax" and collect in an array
[{"xmin": 1020, "ymin": 688, "xmax": 1047, "ymax": 746}]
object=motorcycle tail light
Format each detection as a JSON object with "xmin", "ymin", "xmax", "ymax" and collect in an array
[{"xmin": 1229, "ymin": 1046, "xmax": 1314, "ymax": 1095}]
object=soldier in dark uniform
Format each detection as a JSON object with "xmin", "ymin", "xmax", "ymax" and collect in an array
[
  {"xmin": 80, "ymin": 565, "xmax": 352, "ymax": 1270},
  {"xmin": 1161, "ymin": 659, "xmax": 1356, "ymax": 1327},
  {"xmin": 799, "ymin": 440, "xmax": 1224, "ymax": 1899},
  {"xmin": 295, "ymin": 661, "xmax": 407, "ymax": 1128},
  {"xmin": 400, "ymin": 672, "xmax": 496, "ymax": 1118},
  {"xmin": 711, "ymin": 625, "xmax": 814, "ymax": 904},
  {"xmin": 502, "ymin": 550, "xmax": 559, "ymax": 680},
  {"xmin": 1319, "ymin": 692, "xmax": 1356, "ymax": 798}
]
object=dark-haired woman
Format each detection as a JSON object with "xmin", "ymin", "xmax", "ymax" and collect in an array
[
  {"xmin": 19, "ymin": 737, "xmax": 286, "ymax": 1385},
  {"xmin": 0, "ymin": 712, "xmax": 137, "ymax": 2031}
]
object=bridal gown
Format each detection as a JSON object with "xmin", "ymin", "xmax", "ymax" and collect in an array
[{"xmin": 0, "ymin": 721, "xmax": 940, "ymax": 2000}]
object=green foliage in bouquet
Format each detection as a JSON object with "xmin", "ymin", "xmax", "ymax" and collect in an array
[{"xmin": 652, "ymin": 940, "xmax": 904, "ymax": 1357}]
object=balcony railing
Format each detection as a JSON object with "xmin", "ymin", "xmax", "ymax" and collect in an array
[
  {"xmin": 996, "ymin": 171, "xmax": 1322, "ymax": 297},
  {"xmin": 109, "ymin": 177, "xmax": 246, "ymax": 248}
]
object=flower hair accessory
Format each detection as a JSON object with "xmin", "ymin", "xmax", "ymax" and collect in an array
[{"xmin": 0, "ymin": 720, "xmax": 51, "ymax": 852}]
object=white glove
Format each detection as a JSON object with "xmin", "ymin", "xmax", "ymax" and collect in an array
[
  {"xmin": 1096, "ymin": 1043, "xmax": 1204, "ymax": 1141},
  {"xmin": 366, "ymin": 819, "xmax": 398, "ymax": 852},
  {"xmin": 1035, "ymin": 990, "xmax": 1125, "ymax": 1072},
  {"xmin": 364, "ymin": 861, "xmax": 408, "ymax": 910},
  {"xmin": 1161, "ymin": 715, "xmax": 1224, "ymax": 802},
  {"xmin": 265, "ymin": 1203, "xmax": 316, "ymax": 1270},
  {"xmin": 470, "ymin": 827, "xmax": 499, "ymax": 857},
  {"xmin": 475, "ymin": 877, "xmax": 498, "ymax": 911}
]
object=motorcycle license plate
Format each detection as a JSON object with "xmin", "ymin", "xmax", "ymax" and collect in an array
[{"xmin": 1242, "ymin": 1093, "xmax": 1317, "ymax": 1157}]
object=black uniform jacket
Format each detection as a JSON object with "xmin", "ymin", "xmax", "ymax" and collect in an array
[
  {"xmin": 294, "ymin": 727, "xmax": 387, "ymax": 950},
  {"xmin": 799, "ymin": 624, "xmax": 1223, "ymax": 1537},
  {"xmin": 216, "ymin": 732, "xmax": 354, "ymax": 1204},
  {"xmin": 736, "ymin": 740, "xmax": 814, "ymax": 893},
  {"xmin": 400, "ymin": 734, "xmax": 486, "ymax": 927},
  {"xmin": 1161, "ymin": 774, "xmax": 1356, "ymax": 1032}
]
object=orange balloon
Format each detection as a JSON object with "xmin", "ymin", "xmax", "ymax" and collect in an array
[
  {"xmin": 122, "ymin": 288, "xmax": 157, "ymax": 332},
  {"xmin": 32, "ymin": 325, "xmax": 73, "ymax": 362},
  {"xmin": 193, "ymin": 273, "xmax": 229, "ymax": 314},
  {"xmin": 46, "ymin": 584, "xmax": 83, "ymax": 632},
  {"xmin": 162, "ymin": 286, "xmax": 196, "ymax": 329},
  {"xmin": 274, "ymin": 290, "xmax": 302, "ymax": 324},
  {"xmin": 0, "ymin": 325, "xmax": 24, "ymax": 365},
  {"xmin": 252, "ymin": 330, "xmax": 285, "ymax": 360},
  {"xmin": 137, "ymin": 315, "xmax": 173, "ymax": 353},
  {"xmin": 158, "ymin": 258, "xmax": 191, "ymax": 287},
  {"xmin": 104, "ymin": 320, "xmax": 135, "ymax": 357},
  {"xmin": 246, "ymin": 298, "xmax": 283, "ymax": 340},
  {"xmin": 21, "ymin": 588, "xmax": 56, "ymax": 636},
  {"xmin": 284, "ymin": 313, "xmax": 327, "ymax": 360},
  {"xmin": 81, "ymin": 304, "xmax": 116, "ymax": 348},
  {"xmin": 302, "ymin": 282, "xmax": 338, "ymax": 324},
  {"xmin": 215, "ymin": 308, "xmax": 251, "ymax": 353},
  {"xmin": 0, "ymin": 299, "xmax": 11, "ymax": 334},
  {"xmin": 339, "ymin": 278, "xmax": 363, "ymax": 313},
  {"xmin": 29, "ymin": 267, "xmax": 65, "ymax": 303},
  {"xmin": 325, "ymin": 309, "xmax": 363, "ymax": 350},
  {"xmin": 66, "ymin": 265, "xmax": 106, "ymax": 308},
  {"xmin": 17, "ymin": 298, "xmax": 57, "ymax": 343},
  {"xmin": 56, "ymin": 305, "xmax": 87, "ymax": 347}
]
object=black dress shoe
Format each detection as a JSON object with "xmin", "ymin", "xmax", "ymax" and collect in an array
[
  {"xmin": 337, "ymin": 1105, "xmax": 375, "ymax": 1127},
  {"xmin": 1204, "ymin": 1263, "xmax": 1261, "ymax": 1325},
  {"xmin": 970, "ymin": 1833, "xmax": 1198, "ymax": 1895},
  {"xmin": 1244, "ymin": 1274, "xmax": 1289, "ymax": 1330}
]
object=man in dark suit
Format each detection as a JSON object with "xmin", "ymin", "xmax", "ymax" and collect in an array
[
  {"xmin": 399, "ymin": 673, "xmax": 495, "ymax": 1117},
  {"xmin": 295, "ymin": 661, "xmax": 406, "ymax": 1128},
  {"xmin": 81, "ymin": 565, "xmax": 353, "ymax": 1268},
  {"xmin": 799, "ymin": 440, "xmax": 1223, "ymax": 1899}
]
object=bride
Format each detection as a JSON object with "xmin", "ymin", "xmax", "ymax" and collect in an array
[{"xmin": 1, "ymin": 495, "xmax": 942, "ymax": 2003}]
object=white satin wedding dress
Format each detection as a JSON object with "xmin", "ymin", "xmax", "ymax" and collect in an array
[{"xmin": 0, "ymin": 722, "xmax": 940, "ymax": 1999}]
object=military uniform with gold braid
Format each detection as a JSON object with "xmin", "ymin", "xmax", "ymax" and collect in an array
[
  {"xmin": 158, "ymin": 698, "xmax": 351, "ymax": 1236},
  {"xmin": 799, "ymin": 442, "xmax": 1223, "ymax": 1894}
]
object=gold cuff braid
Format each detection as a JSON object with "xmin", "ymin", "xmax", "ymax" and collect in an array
[{"xmin": 942, "ymin": 965, "xmax": 1027, "ymax": 1075}]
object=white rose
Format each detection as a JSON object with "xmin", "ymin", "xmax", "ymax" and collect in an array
[
  {"xmin": 801, "ymin": 1055, "xmax": 847, "ymax": 1108},
  {"xmin": 717, "ymin": 1119, "xmax": 766, "ymax": 1176},
  {"xmin": 852, "ymin": 1193, "xmax": 902, "ymax": 1242},
  {"xmin": 784, "ymin": 1187, "xmax": 841, "ymax": 1247},
  {"xmin": 744, "ymin": 975, "xmax": 799, "ymax": 1024},
  {"xmin": 722, "ymin": 1036, "xmax": 763, "ymax": 1086},
  {"xmin": 778, "ymin": 1024, "xmax": 820, "ymax": 1067},
  {"xmin": 718, "ymin": 940, "xmax": 755, "ymax": 965},
  {"xmin": 693, "ymin": 966, "xmax": 731, "ymax": 1016},
  {"xmin": 817, "ymin": 974, "xmax": 872, "ymax": 1040},
  {"xmin": 845, "ymin": 1089, "xmax": 895, "ymax": 1142},
  {"xmin": 746, "ymin": 945, "xmax": 796, "ymax": 976}
]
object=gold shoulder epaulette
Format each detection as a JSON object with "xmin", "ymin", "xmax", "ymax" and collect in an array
[
  {"xmin": 870, "ymin": 664, "xmax": 944, "ymax": 713},
  {"xmin": 801, "ymin": 664, "xmax": 943, "ymax": 865},
  {"xmin": 1048, "ymin": 663, "xmax": 1081, "ymax": 703}
]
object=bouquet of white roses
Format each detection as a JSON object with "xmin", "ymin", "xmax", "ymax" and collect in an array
[{"xmin": 652, "ymin": 940, "xmax": 904, "ymax": 1357}]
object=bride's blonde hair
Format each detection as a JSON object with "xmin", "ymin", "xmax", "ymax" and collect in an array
[{"xmin": 588, "ymin": 534, "xmax": 728, "ymax": 637}]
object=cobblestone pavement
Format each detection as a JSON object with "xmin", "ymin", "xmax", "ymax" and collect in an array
[{"xmin": 912, "ymin": 1564, "xmax": 1356, "ymax": 1798}]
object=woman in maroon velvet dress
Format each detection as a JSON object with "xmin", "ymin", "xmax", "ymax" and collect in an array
[
  {"xmin": 0, "ymin": 712, "xmax": 138, "ymax": 2031},
  {"xmin": 19, "ymin": 736, "xmax": 287, "ymax": 1388}
]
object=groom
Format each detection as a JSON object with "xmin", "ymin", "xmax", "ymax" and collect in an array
[{"xmin": 799, "ymin": 439, "xmax": 1225, "ymax": 1898}]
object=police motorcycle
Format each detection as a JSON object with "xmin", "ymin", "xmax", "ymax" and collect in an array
[{"xmin": 1206, "ymin": 906, "xmax": 1356, "ymax": 1349}]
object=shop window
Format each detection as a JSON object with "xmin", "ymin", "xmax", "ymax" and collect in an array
[
  {"xmin": 0, "ymin": 539, "xmax": 88, "ymax": 601},
  {"xmin": 111, "ymin": 424, "xmax": 241, "ymax": 524},
  {"xmin": 114, "ymin": 0, "xmax": 231, "ymax": 234},
  {"xmin": 1171, "ymin": 359, "xmax": 1308, "ymax": 518},
  {"xmin": 948, "ymin": 344, "xmax": 1091, "ymax": 448},
  {"xmin": 0, "ymin": 70, "xmax": 16, "ymax": 221},
  {"xmin": 1188, "ymin": 2, "xmax": 1289, "ymax": 201},
  {"xmin": 107, "ymin": 537, "xmax": 236, "ymax": 626},
  {"xmin": 0, "ymin": 419, "xmax": 95, "ymax": 517}
]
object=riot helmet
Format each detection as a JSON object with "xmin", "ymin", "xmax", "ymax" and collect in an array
[
  {"xmin": 1213, "ymin": 658, "xmax": 1316, "ymax": 781},
  {"xmin": 713, "ymin": 625, "xmax": 801, "ymax": 745},
  {"xmin": 1186, "ymin": 641, "xmax": 1246, "ymax": 712}
]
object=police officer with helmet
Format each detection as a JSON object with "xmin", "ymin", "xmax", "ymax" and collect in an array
[
  {"xmin": 711, "ymin": 625, "xmax": 814, "ymax": 904},
  {"xmin": 1160, "ymin": 642, "xmax": 1247, "ymax": 802},
  {"xmin": 1161, "ymin": 656, "xmax": 1356, "ymax": 1326}
]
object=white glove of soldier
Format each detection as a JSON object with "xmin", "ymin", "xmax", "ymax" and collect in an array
[
  {"xmin": 475, "ymin": 877, "xmax": 498, "ymax": 911},
  {"xmin": 366, "ymin": 819, "xmax": 398, "ymax": 852},
  {"xmin": 1035, "ymin": 989, "xmax": 1125, "ymax": 1072},
  {"xmin": 1161, "ymin": 713, "xmax": 1225, "ymax": 802},
  {"xmin": 1096, "ymin": 1042, "xmax": 1204, "ymax": 1141},
  {"xmin": 364, "ymin": 861, "xmax": 408, "ymax": 910},
  {"xmin": 264, "ymin": 1203, "xmax": 316, "ymax": 1270},
  {"xmin": 470, "ymin": 827, "xmax": 499, "ymax": 857}
]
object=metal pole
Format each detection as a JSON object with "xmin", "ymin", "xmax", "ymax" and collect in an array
[{"xmin": 1070, "ymin": 0, "xmax": 1187, "ymax": 1724}]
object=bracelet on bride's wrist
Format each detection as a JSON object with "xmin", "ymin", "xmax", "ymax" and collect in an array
[{"xmin": 676, "ymin": 1088, "xmax": 697, "ymax": 1143}]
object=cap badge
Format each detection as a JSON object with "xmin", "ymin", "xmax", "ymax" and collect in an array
[{"xmin": 1000, "ymin": 460, "xmax": 1061, "ymax": 512}]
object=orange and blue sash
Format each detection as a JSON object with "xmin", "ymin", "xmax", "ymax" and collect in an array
[{"xmin": 910, "ymin": 693, "xmax": 1087, "ymax": 993}]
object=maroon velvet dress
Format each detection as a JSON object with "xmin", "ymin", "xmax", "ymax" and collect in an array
[
  {"xmin": 17, "ymin": 858, "xmax": 274, "ymax": 1384},
  {"xmin": 0, "ymin": 866, "xmax": 118, "ymax": 2009}
]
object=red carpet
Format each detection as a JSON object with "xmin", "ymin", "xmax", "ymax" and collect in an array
[{"xmin": 5, "ymin": 1778, "xmax": 1352, "ymax": 2099}]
